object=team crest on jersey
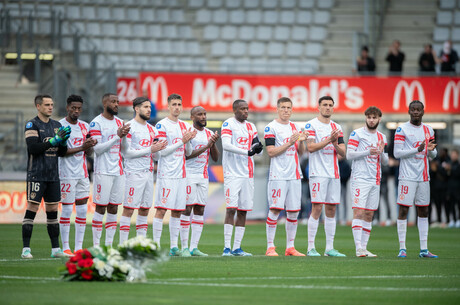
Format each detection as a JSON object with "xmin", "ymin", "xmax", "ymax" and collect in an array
[
  {"xmin": 265, "ymin": 126, "xmax": 270, "ymax": 132},
  {"xmin": 26, "ymin": 122, "xmax": 32, "ymax": 128},
  {"xmin": 305, "ymin": 123, "xmax": 311, "ymax": 129},
  {"xmin": 54, "ymin": 128, "xmax": 59, "ymax": 134},
  {"xmin": 396, "ymin": 127, "xmax": 401, "ymax": 132},
  {"xmin": 237, "ymin": 137, "xmax": 249, "ymax": 145},
  {"xmin": 273, "ymin": 198, "xmax": 278, "ymax": 204},
  {"xmin": 90, "ymin": 122, "xmax": 95, "ymax": 127},
  {"xmin": 223, "ymin": 122, "xmax": 228, "ymax": 127},
  {"xmin": 351, "ymin": 131, "xmax": 356, "ymax": 136}
]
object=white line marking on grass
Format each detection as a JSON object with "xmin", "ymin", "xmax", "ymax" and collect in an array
[
  {"xmin": 146, "ymin": 280, "xmax": 460, "ymax": 292},
  {"xmin": 0, "ymin": 258, "xmax": 56, "ymax": 262},
  {"xmin": 162, "ymin": 275, "xmax": 459, "ymax": 281},
  {"xmin": 0, "ymin": 275, "xmax": 59, "ymax": 281}
]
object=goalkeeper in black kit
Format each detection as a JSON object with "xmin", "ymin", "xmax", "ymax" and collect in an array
[{"xmin": 21, "ymin": 94, "xmax": 71, "ymax": 259}]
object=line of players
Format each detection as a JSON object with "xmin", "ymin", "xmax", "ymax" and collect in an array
[{"xmin": 21, "ymin": 93, "xmax": 438, "ymax": 259}]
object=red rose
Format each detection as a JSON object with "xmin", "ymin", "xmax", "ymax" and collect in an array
[
  {"xmin": 73, "ymin": 252, "xmax": 83, "ymax": 261},
  {"xmin": 81, "ymin": 249, "xmax": 92, "ymax": 259},
  {"xmin": 81, "ymin": 269, "xmax": 93, "ymax": 280},
  {"xmin": 69, "ymin": 255, "xmax": 78, "ymax": 263},
  {"xmin": 78, "ymin": 258, "xmax": 93, "ymax": 268},
  {"xmin": 66, "ymin": 262, "xmax": 77, "ymax": 275}
]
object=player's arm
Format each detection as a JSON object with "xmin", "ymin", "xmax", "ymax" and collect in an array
[
  {"xmin": 65, "ymin": 138, "xmax": 97, "ymax": 156},
  {"xmin": 346, "ymin": 132, "xmax": 369, "ymax": 160},
  {"xmin": 251, "ymin": 135, "xmax": 264, "ymax": 156},
  {"xmin": 427, "ymin": 128, "xmax": 438, "ymax": 158},
  {"xmin": 25, "ymin": 123, "xmax": 53, "ymax": 155},
  {"xmin": 209, "ymin": 141, "xmax": 220, "ymax": 162},
  {"xmin": 331, "ymin": 129, "xmax": 346, "ymax": 158},
  {"xmin": 393, "ymin": 128, "xmax": 418, "ymax": 159},
  {"xmin": 265, "ymin": 133, "xmax": 298, "ymax": 158}
]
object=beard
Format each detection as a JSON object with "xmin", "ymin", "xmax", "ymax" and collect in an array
[
  {"xmin": 107, "ymin": 107, "xmax": 118, "ymax": 115},
  {"xmin": 195, "ymin": 120, "xmax": 206, "ymax": 128},
  {"xmin": 140, "ymin": 113, "xmax": 150, "ymax": 121},
  {"xmin": 366, "ymin": 121, "xmax": 379, "ymax": 130}
]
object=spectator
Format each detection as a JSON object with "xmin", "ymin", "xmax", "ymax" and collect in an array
[
  {"xmin": 356, "ymin": 46, "xmax": 376, "ymax": 75},
  {"xmin": 439, "ymin": 40, "xmax": 459, "ymax": 74},
  {"xmin": 385, "ymin": 40, "xmax": 405, "ymax": 75},
  {"xmin": 418, "ymin": 44, "xmax": 437, "ymax": 73}
]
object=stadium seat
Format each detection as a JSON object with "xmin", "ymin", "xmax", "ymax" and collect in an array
[
  {"xmin": 126, "ymin": 8, "xmax": 141, "ymax": 20},
  {"xmin": 262, "ymin": 0, "xmax": 277, "ymax": 9},
  {"xmin": 246, "ymin": 10, "xmax": 263, "ymax": 24},
  {"xmin": 454, "ymin": 11, "xmax": 460, "ymax": 24},
  {"xmin": 117, "ymin": 24, "xmax": 131, "ymax": 37},
  {"xmin": 433, "ymin": 27, "xmax": 451, "ymax": 41},
  {"xmin": 305, "ymin": 43, "xmax": 323, "ymax": 57},
  {"xmin": 229, "ymin": 41, "xmax": 247, "ymax": 56},
  {"xmin": 171, "ymin": 40, "xmax": 187, "ymax": 55},
  {"xmin": 437, "ymin": 11, "xmax": 453, "ymax": 25},
  {"xmin": 286, "ymin": 42, "xmax": 304, "ymax": 57},
  {"xmin": 274, "ymin": 26, "xmax": 290, "ymax": 41},
  {"xmin": 291, "ymin": 26, "xmax": 308, "ymax": 41},
  {"xmin": 186, "ymin": 41, "xmax": 202, "ymax": 55},
  {"xmin": 234, "ymin": 58, "xmax": 251, "ymax": 73},
  {"xmin": 158, "ymin": 39, "xmax": 172, "ymax": 54},
  {"xmin": 299, "ymin": 0, "xmax": 314, "ymax": 8},
  {"xmin": 203, "ymin": 25, "xmax": 220, "ymax": 40},
  {"xmin": 225, "ymin": 0, "xmax": 241, "ymax": 8},
  {"xmin": 178, "ymin": 25, "xmax": 193, "ymax": 39},
  {"xmin": 81, "ymin": 6, "xmax": 96, "ymax": 20},
  {"xmin": 211, "ymin": 41, "xmax": 227, "ymax": 56},
  {"xmin": 452, "ymin": 28, "xmax": 460, "ymax": 41},
  {"xmin": 280, "ymin": 0, "xmax": 296, "ymax": 9},
  {"xmin": 440, "ymin": 0, "xmax": 456, "ymax": 9},
  {"xmin": 297, "ymin": 11, "xmax": 313, "ymax": 24},
  {"xmin": 112, "ymin": 7, "xmax": 125, "ymax": 20},
  {"xmin": 279, "ymin": 11, "xmax": 295, "ymax": 25},
  {"xmin": 208, "ymin": 0, "xmax": 223, "ymax": 9},
  {"xmin": 251, "ymin": 58, "xmax": 269, "ymax": 73},
  {"xmin": 267, "ymin": 42, "xmax": 284, "ymax": 57},
  {"xmin": 244, "ymin": 0, "xmax": 259, "ymax": 9},
  {"xmin": 189, "ymin": 0, "xmax": 205, "ymax": 8},
  {"xmin": 256, "ymin": 26, "xmax": 272, "ymax": 41},
  {"xmin": 196, "ymin": 9, "xmax": 212, "ymax": 24},
  {"xmin": 145, "ymin": 40, "xmax": 159, "ymax": 54},
  {"xmin": 229, "ymin": 9, "xmax": 245, "ymax": 24},
  {"xmin": 318, "ymin": 0, "xmax": 335, "ymax": 9},
  {"xmin": 141, "ymin": 8, "xmax": 155, "ymax": 21},
  {"xmin": 213, "ymin": 9, "xmax": 228, "ymax": 24},
  {"xmin": 67, "ymin": 5, "xmax": 80, "ymax": 19},
  {"xmin": 133, "ymin": 24, "xmax": 148, "ymax": 38},
  {"xmin": 86, "ymin": 22, "xmax": 100, "ymax": 36},
  {"xmin": 314, "ymin": 11, "xmax": 331, "ymax": 24},
  {"xmin": 310, "ymin": 26, "xmax": 327, "ymax": 41},
  {"xmin": 263, "ymin": 10, "xmax": 279, "ymax": 24},
  {"xmin": 171, "ymin": 9, "xmax": 185, "ymax": 23},
  {"xmin": 239, "ymin": 25, "xmax": 256, "ymax": 41},
  {"xmin": 221, "ymin": 25, "xmax": 238, "ymax": 40},
  {"xmin": 219, "ymin": 57, "xmax": 234, "ymax": 71},
  {"xmin": 156, "ymin": 8, "xmax": 170, "ymax": 23},
  {"xmin": 163, "ymin": 25, "xmax": 178, "ymax": 38},
  {"xmin": 148, "ymin": 24, "xmax": 163, "ymax": 38},
  {"xmin": 248, "ymin": 41, "xmax": 265, "ymax": 57}
]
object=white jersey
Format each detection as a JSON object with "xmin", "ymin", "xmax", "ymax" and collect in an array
[
  {"xmin": 394, "ymin": 122, "xmax": 435, "ymax": 182},
  {"xmin": 186, "ymin": 127, "xmax": 213, "ymax": 178},
  {"xmin": 221, "ymin": 117, "xmax": 258, "ymax": 178},
  {"xmin": 348, "ymin": 127, "xmax": 387, "ymax": 185},
  {"xmin": 305, "ymin": 117, "xmax": 343, "ymax": 179},
  {"xmin": 264, "ymin": 120, "xmax": 302, "ymax": 180},
  {"xmin": 89, "ymin": 114, "xmax": 124, "ymax": 176},
  {"xmin": 58, "ymin": 118, "xmax": 90, "ymax": 180},
  {"xmin": 155, "ymin": 117, "xmax": 191, "ymax": 179},
  {"xmin": 124, "ymin": 119, "xmax": 156, "ymax": 173}
]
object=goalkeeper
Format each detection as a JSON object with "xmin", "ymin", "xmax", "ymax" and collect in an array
[{"xmin": 21, "ymin": 94, "xmax": 71, "ymax": 259}]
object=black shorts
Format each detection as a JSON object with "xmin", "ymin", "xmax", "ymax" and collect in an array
[{"xmin": 27, "ymin": 180, "xmax": 61, "ymax": 204}]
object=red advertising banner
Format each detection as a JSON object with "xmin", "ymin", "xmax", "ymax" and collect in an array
[
  {"xmin": 117, "ymin": 77, "xmax": 138, "ymax": 106},
  {"xmin": 135, "ymin": 72, "xmax": 460, "ymax": 113}
]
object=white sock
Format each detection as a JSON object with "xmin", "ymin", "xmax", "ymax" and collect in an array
[
  {"xmin": 286, "ymin": 212, "xmax": 299, "ymax": 249},
  {"xmin": 105, "ymin": 213, "xmax": 118, "ymax": 247},
  {"xmin": 361, "ymin": 221, "xmax": 372, "ymax": 250},
  {"xmin": 59, "ymin": 204, "xmax": 73, "ymax": 251},
  {"xmin": 397, "ymin": 219, "xmax": 407, "ymax": 250},
  {"xmin": 232, "ymin": 226, "xmax": 245, "ymax": 250},
  {"xmin": 152, "ymin": 218, "xmax": 163, "ymax": 247},
  {"xmin": 266, "ymin": 211, "xmax": 279, "ymax": 248},
  {"xmin": 307, "ymin": 216, "xmax": 319, "ymax": 251},
  {"xmin": 352, "ymin": 218, "xmax": 363, "ymax": 250},
  {"xmin": 91, "ymin": 211, "xmax": 104, "ymax": 247},
  {"xmin": 417, "ymin": 217, "xmax": 429, "ymax": 250},
  {"xmin": 75, "ymin": 204, "xmax": 87, "ymax": 251},
  {"xmin": 224, "ymin": 224, "xmax": 233, "ymax": 249},
  {"xmin": 190, "ymin": 215, "xmax": 204, "ymax": 250},
  {"xmin": 179, "ymin": 215, "xmax": 191, "ymax": 250},
  {"xmin": 119, "ymin": 215, "xmax": 131, "ymax": 245},
  {"xmin": 135, "ymin": 215, "xmax": 148, "ymax": 237},
  {"xmin": 324, "ymin": 216, "xmax": 336, "ymax": 252},
  {"xmin": 169, "ymin": 217, "xmax": 180, "ymax": 249}
]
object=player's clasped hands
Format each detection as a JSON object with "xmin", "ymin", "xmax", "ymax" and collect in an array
[
  {"xmin": 151, "ymin": 139, "xmax": 167, "ymax": 153},
  {"xmin": 182, "ymin": 127, "xmax": 197, "ymax": 144},
  {"xmin": 329, "ymin": 129, "xmax": 340, "ymax": 144},
  {"xmin": 289, "ymin": 132, "xmax": 300, "ymax": 145},
  {"xmin": 370, "ymin": 140, "xmax": 385, "ymax": 155},
  {"xmin": 82, "ymin": 137, "xmax": 98, "ymax": 150},
  {"xmin": 50, "ymin": 126, "xmax": 71, "ymax": 146},
  {"xmin": 117, "ymin": 123, "xmax": 131, "ymax": 138},
  {"xmin": 248, "ymin": 142, "xmax": 263, "ymax": 156},
  {"xmin": 207, "ymin": 131, "xmax": 220, "ymax": 147}
]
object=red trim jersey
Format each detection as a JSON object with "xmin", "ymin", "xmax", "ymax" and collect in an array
[
  {"xmin": 348, "ymin": 127, "xmax": 387, "ymax": 185},
  {"xmin": 264, "ymin": 120, "xmax": 302, "ymax": 180},
  {"xmin": 124, "ymin": 119, "xmax": 156, "ymax": 173},
  {"xmin": 58, "ymin": 118, "xmax": 89, "ymax": 180},
  {"xmin": 89, "ymin": 114, "xmax": 124, "ymax": 176},
  {"xmin": 394, "ymin": 122, "xmax": 435, "ymax": 182},
  {"xmin": 155, "ymin": 117, "xmax": 191, "ymax": 179},
  {"xmin": 185, "ymin": 127, "xmax": 213, "ymax": 179},
  {"xmin": 221, "ymin": 117, "xmax": 258, "ymax": 178},
  {"xmin": 305, "ymin": 117, "xmax": 343, "ymax": 179}
]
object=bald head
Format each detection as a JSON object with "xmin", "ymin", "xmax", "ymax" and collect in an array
[
  {"xmin": 190, "ymin": 106, "xmax": 207, "ymax": 129},
  {"xmin": 191, "ymin": 106, "xmax": 205, "ymax": 116}
]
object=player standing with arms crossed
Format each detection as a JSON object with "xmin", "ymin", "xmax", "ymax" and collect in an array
[
  {"xmin": 221, "ymin": 99, "xmax": 263, "ymax": 257},
  {"xmin": 119, "ymin": 97, "xmax": 167, "ymax": 244},
  {"xmin": 59, "ymin": 95, "xmax": 97, "ymax": 255},
  {"xmin": 153, "ymin": 94, "xmax": 196, "ymax": 256},
  {"xmin": 179, "ymin": 106, "xmax": 220, "ymax": 257},
  {"xmin": 22, "ymin": 94, "xmax": 71, "ymax": 258},
  {"xmin": 394, "ymin": 100, "xmax": 438, "ymax": 258},
  {"xmin": 89, "ymin": 93, "xmax": 130, "ymax": 247},
  {"xmin": 304, "ymin": 96, "xmax": 346, "ymax": 257},
  {"xmin": 347, "ymin": 106, "xmax": 388, "ymax": 257},
  {"xmin": 264, "ymin": 97, "xmax": 306, "ymax": 257}
]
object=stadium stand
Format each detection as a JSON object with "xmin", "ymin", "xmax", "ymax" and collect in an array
[{"xmin": 434, "ymin": 0, "xmax": 460, "ymax": 58}]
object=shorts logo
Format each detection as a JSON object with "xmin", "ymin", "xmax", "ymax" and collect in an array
[
  {"xmin": 265, "ymin": 126, "xmax": 270, "ymax": 132},
  {"xmin": 186, "ymin": 195, "xmax": 189, "ymax": 201},
  {"xmin": 354, "ymin": 198, "xmax": 359, "ymax": 204},
  {"xmin": 161, "ymin": 198, "xmax": 167, "ymax": 204},
  {"xmin": 312, "ymin": 191, "xmax": 317, "ymax": 198},
  {"xmin": 61, "ymin": 193, "xmax": 67, "ymax": 199},
  {"xmin": 273, "ymin": 198, "xmax": 278, "ymax": 204},
  {"xmin": 30, "ymin": 192, "xmax": 36, "ymax": 199},
  {"xmin": 351, "ymin": 131, "xmax": 356, "ymax": 136},
  {"xmin": 95, "ymin": 194, "xmax": 101, "ymax": 201},
  {"xmin": 222, "ymin": 122, "xmax": 228, "ymax": 127},
  {"xmin": 305, "ymin": 123, "xmax": 311, "ymax": 129},
  {"xmin": 226, "ymin": 198, "xmax": 230, "ymax": 203},
  {"xmin": 26, "ymin": 122, "xmax": 32, "ymax": 128},
  {"xmin": 237, "ymin": 137, "xmax": 249, "ymax": 145},
  {"xmin": 399, "ymin": 194, "xmax": 405, "ymax": 200},
  {"xmin": 156, "ymin": 123, "xmax": 162, "ymax": 129},
  {"xmin": 127, "ymin": 197, "xmax": 133, "ymax": 204},
  {"xmin": 90, "ymin": 122, "xmax": 95, "ymax": 127}
]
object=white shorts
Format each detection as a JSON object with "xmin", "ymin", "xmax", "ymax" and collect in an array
[
  {"xmin": 397, "ymin": 180, "xmax": 430, "ymax": 207},
  {"xmin": 60, "ymin": 178, "xmax": 90, "ymax": 204},
  {"xmin": 186, "ymin": 176, "xmax": 209, "ymax": 206},
  {"xmin": 124, "ymin": 171, "xmax": 154, "ymax": 210},
  {"xmin": 267, "ymin": 180, "xmax": 301, "ymax": 212},
  {"xmin": 155, "ymin": 178, "xmax": 186, "ymax": 211},
  {"xmin": 309, "ymin": 176, "xmax": 341, "ymax": 205},
  {"xmin": 224, "ymin": 177, "xmax": 254, "ymax": 211},
  {"xmin": 350, "ymin": 180, "xmax": 380, "ymax": 211},
  {"xmin": 93, "ymin": 174, "xmax": 125, "ymax": 206}
]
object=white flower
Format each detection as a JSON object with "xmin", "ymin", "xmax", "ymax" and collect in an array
[
  {"xmin": 108, "ymin": 248, "xmax": 120, "ymax": 256},
  {"xmin": 104, "ymin": 264, "xmax": 114, "ymax": 278},
  {"xmin": 119, "ymin": 262, "xmax": 131, "ymax": 274},
  {"xmin": 93, "ymin": 258, "xmax": 106, "ymax": 271},
  {"xmin": 108, "ymin": 258, "xmax": 120, "ymax": 268}
]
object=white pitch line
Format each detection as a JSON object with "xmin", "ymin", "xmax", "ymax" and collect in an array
[
  {"xmin": 0, "ymin": 258, "xmax": 56, "ymax": 262},
  {"xmin": 161, "ymin": 275, "xmax": 459, "ymax": 281},
  {"xmin": 0, "ymin": 275, "xmax": 59, "ymax": 281}
]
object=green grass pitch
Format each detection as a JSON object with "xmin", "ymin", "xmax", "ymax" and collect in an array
[{"xmin": 0, "ymin": 223, "xmax": 459, "ymax": 305}]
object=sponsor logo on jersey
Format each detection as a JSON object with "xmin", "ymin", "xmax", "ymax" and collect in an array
[
  {"xmin": 26, "ymin": 122, "xmax": 32, "ymax": 128},
  {"xmin": 172, "ymin": 138, "xmax": 182, "ymax": 144},
  {"xmin": 237, "ymin": 137, "xmax": 249, "ymax": 145},
  {"xmin": 73, "ymin": 138, "xmax": 83, "ymax": 146},
  {"xmin": 195, "ymin": 144, "xmax": 206, "ymax": 150},
  {"xmin": 139, "ymin": 139, "xmax": 151, "ymax": 147},
  {"xmin": 412, "ymin": 140, "xmax": 424, "ymax": 148}
]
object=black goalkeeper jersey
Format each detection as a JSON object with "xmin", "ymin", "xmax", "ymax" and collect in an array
[{"xmin": 25, "ymin": 116, "xmax": 67, "ymax": 181}]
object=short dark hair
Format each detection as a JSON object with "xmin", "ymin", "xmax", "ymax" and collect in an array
[
  {"xmin": 277, "ymin": 97, "xmax": 292, "ymax": 107},
  {"xmin": 132, "ymin": 96, "xmax": 149, "ymax": 109},
  {"xmin": 364, "ymin": 106, "xmax": 382, "ymax": 117},
  {"xmin": 318, "ymin": 96, "xmax": 334, "ymax": 106},
  {"xmin": 361, "ymin": 46, "xmax": 369, "ymax": 52},
  {"xmin": 190, "ymin": 106, "xmax": 204, "ymax": 116},
  {"xmin": 34, "ymin": 94, "xmax": 52, "ymax": 106},
  {"xmin": 232, "ymin": 99, "xmax": 247, "ymax": 111},
  {"xmin": 167, "ymin": 93, "xmax": 182, "ymax": 104},
  {"xmin": 102, "ymin": 93, "xmax": 117, "ymax": 103},
  {"xmin": 409, "ymin": 100, "xmax": 424, "ymax": 110},
  {"xmin": 66, "ymin": 94, "xmax": 83, "ymax": 105}
]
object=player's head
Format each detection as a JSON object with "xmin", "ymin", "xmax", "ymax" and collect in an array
[
  {"xmin": 317, "ymin": 96, "xmax": 334, "ymax": 118},
  {"xmin": 102, "ymin": 93, "xmax": 119, "ymax": 116},
  {"xmin": 451, "ymin": 148, "xmax": 459, "ymax": 162},
  {"xmin": 364, "ymin": 106, "xmax": 382, "ymax": 130},
  {"xmin": 277, "ymin": 97, "xmax": 292, "ymax": 122},
  {"xmin": 233, "ymin": 99, "xmax": 248, "ymax": 122},
  {"xmin": 34, "ymin": 94, "xmax": 54, "ymax": 117},
  {"xmin": 190, "ymin": 106, "xmax": 207, "ymax": 128},
  {"xmin": 408, "ymin": 100, "xmax": 424, "ymax": 124},
  {"xmin": 167, "ymin": 93, "xmax": 182, "ymax": 118},
  {"xmin": 132, "ymin": 96, "xmax": 151, "ymax": 121},
  {"xmin": 66, "ymin": 94, "xmax": 84, "ymax": 122}
]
